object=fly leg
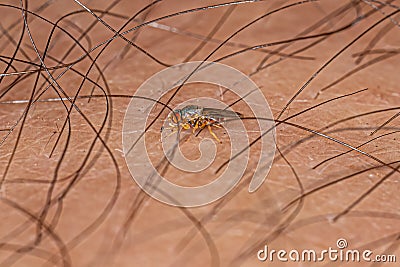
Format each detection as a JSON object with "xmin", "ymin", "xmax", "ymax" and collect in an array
[
  {"xmin": 194, "ymin": 119, "xmax": 222, "ymax": 143},
  {"xmin": 162, "ymin": 126, "xmax": 179, "ymax": 138},
  {"xmin": 207, "ymin": 125, "xmax": 221, "ymax": 143},
  {"xmin": 192, "ymin": 117, "xmax": 200, "ymax": 134},
  {"xmin": 162, "ymin": 122, "xmax": 190, "ymax": 139}
]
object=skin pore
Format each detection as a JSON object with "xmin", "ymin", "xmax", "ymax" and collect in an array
[{"xmin": 0, "ymin": 0, "xmax": 399, "ymax": 266}]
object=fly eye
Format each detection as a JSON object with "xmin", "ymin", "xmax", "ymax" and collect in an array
[
  {"xmin": 170, "ymin": 112, "xmax": 180, "ymax": 124},
  {"xmin": 175, "ymin": 112, "xmax": 181, "ymax": 122}
]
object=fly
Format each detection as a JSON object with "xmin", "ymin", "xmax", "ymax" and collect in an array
[{"xmin": 161, "ymin": 105, "xmax": 243, "ymax": 143}]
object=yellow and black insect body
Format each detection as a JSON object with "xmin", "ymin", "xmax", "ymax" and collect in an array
[{"xmin": 164, "ymin": 105, "xmax": 243, "ymax": 143}]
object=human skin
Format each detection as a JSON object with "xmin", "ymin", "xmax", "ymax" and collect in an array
[{"xmin": 0, "ymin": 0, "xmax": 399, "ymax": 267}]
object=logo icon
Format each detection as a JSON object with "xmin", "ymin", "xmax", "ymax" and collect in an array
[{"xmin": 122, "ymin": 61, "xmax": 276, "ymax": 207}]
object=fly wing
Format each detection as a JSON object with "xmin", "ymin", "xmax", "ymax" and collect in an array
[{"xmin": 202, "ymin": 107, "xmax": 243, "ymax": 119}]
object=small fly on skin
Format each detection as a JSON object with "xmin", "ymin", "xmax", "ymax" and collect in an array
[{"xmin": 161, "ymin": 105, "xmax": 243, "ymax": 143}]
